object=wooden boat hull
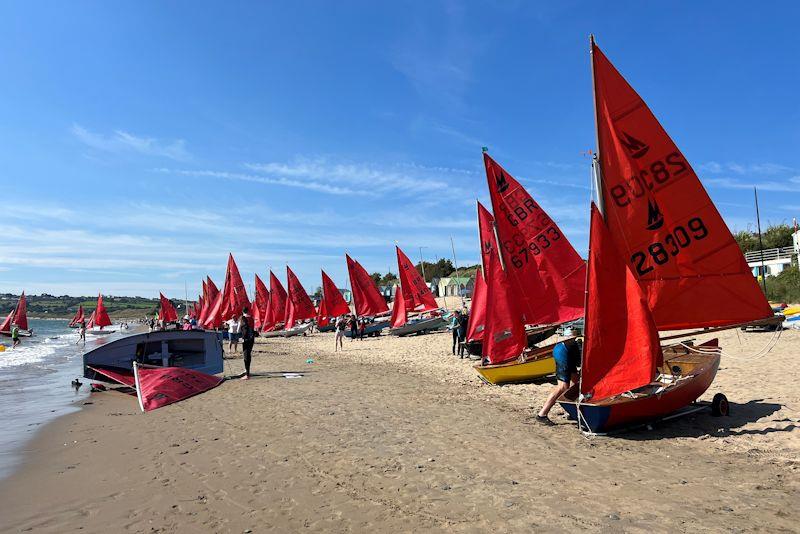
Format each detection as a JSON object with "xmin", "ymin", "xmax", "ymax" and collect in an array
[
  {"xmin": 87, "ymin": 329, "xmax": 116, "ymax": 335},
  {"xmin": 464, "ymin": 325, "xmax": 557, "ymax": 357},
  {"xmin": 0, "ymin": 329, "xmax": 33, "ymax": 338},
  {"xmin": 260, "ymin": 323, "xmax": 312, "ymax": 338},
  {"xmin": 558, "ymin": 339, "xmax": 720, "ymax": 433},
  {"xmin": 83, "ymin": 329, "xmax": 224, "ymax": 382},
  {"xmin": 474, "ymin": 341, "xmax": 562, "ymax": 385},
  {"xmin": 389, "ymin": 317, "xmax": 446, "ymax": 337},
  {"xmin": 345, "ymin": 320, "xmax": 390, "ymax": 338}
]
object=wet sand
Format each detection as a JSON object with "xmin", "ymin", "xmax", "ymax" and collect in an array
[{"xmin": 0, "ymin": 327, "xmax": 797, "ymax": 532}]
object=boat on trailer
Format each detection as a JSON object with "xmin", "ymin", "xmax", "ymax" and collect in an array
[
  {"xmin": 556, "ymin": 37, "xmax": 779, "ymax": 434},
  {"xmin": 84, "ymin": 329, "xmax": 224, "ymax": 383},
  {"xmin": 344, "ymin": 318, "xmax": 390, "ymax": 338},
  {"xmin": 389, "ymin": 316, "xmax": 446, "ymax": 337}
]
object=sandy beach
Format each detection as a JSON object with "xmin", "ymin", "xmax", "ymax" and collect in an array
[{"xmin": 0, "ymin": 326, "xmax": 798, "ymax": 533}]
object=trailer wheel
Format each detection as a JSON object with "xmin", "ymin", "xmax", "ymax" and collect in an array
[{"xmin": 711, "ymin": 393, "xmax": 729, "ymax": 417}]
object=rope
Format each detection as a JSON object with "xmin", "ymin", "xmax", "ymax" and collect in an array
[{"xmin": 675, "ymin": 325, "xmax": 783, "ymax": 361}]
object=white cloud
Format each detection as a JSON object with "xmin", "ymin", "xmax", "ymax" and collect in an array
[
  {"xmin": 72, "ymin": 124, "xmax": 191, "ymax": 161},
  {"xmin": 705, "ymin": 176, "xmax": 800, "ymax": 192},
  {"xmin": 700, "ymin": 161, "xmax": 794, "ymax": 176}
]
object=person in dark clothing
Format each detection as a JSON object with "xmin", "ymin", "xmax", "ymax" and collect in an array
[
  {"xmin": 536, "ymin": 338, "xmax": 582, "ymax": 424},
  {"xmin": 240, "ymin": 308, "xmax": 255, "ymax": 380},
  {"xmin": 457, "ymin": 311, "xmax": 469, "ymax": 358},
  {"xmin": 359, "ymin": 317, "xmax": 366, "ymax": 340},
  {"xmin": 449, "ymin": 310, "xmax": 461, "ymax": 355},
  {"xmin": 349, "ymin": 315, "xmax": 358, "ymax": 341}
]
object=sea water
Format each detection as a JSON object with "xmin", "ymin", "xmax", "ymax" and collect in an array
[{"xmin": 0, "ymin": 318, "xmax": 123, "ymax": 480}]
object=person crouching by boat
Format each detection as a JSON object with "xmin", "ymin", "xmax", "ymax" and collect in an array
[
  {"xmin": 226, "ymin": 314, "xmax": 240, "ymax": 353},
  {"xmin": 535, "ymin": 337, "xmax": 582, "ymax": 425},
  {"xmin": 334, "ymin": 315, "xmax": 345, "ymax": 352},
  {"xmin": 240, "ymin": 308, "xmax": 255, "ymax": 380},
  {"xmin": 11, "ymin": 324, "xmax": 20, "ymax": 349}
]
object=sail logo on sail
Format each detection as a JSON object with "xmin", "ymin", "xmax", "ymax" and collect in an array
[
  {"xmin": 646, "ymin": 198, "xmax": 664, "ymax": 230},
  {"xmin": 495, "ymin": 171, "xmax": 510, "ymax": 193},
  {"xmin": 619, "ymin": 131, "xmax": 649, "ymax": 159}
]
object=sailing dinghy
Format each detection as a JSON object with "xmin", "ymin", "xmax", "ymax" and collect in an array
[
  {"xmin": 0, "ymin": 292, "xmax": 33, "ymax": 337},
  {"xmin": 389, "ymin": 246, "xmax": 446, "ymax": 336},
  {"xmin": 344, "ymin": 254, "xmax": 391, "ymax": 337},
  {"xmin": 316, "ymin": 269, "xmax": 351, "ymax": 331},
  {"xmin": 68, "ymin": 305, "xmax": 85, "ymax": 328},
  {"xmin": 86, "ymin": 294, "xmax": 116, "ymax": 335},
  {"xmin": 557, "ymin": 38, "xmax": 780, "ymax": 433}
]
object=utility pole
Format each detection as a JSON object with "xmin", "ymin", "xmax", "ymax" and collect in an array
[
  {"xmin": 754, "ymin": 187, "xmax": 768, "ymax": 295},
  {"xmin": 418, "ymin": 246, "xmax": 428, "ymax": 282}
]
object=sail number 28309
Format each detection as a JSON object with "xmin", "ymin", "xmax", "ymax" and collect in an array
[{"xmin": 631, "ymin": 217, "xmax": 708, "ymax": 276}]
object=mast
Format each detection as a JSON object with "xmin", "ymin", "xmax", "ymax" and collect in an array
[
  {"xmin": 418, "ymin": 246, "xmax": 427, "ymax": 284},
  {"xmin": 589, "ymin": 34, "xmax": 605, "ymax": 216},
  {"xmin": 754, "ymin": 187, "xmax": 768, "ymax": 294},
  {"xmin": 450, "ymin": 236, "xmax": 464, "ymax": 308}
]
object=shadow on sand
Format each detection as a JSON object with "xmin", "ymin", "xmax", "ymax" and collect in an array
[
  {"xmin": 613, "ymin": 399, "xmax": 795, "ymax": 441},
  {"xmin": 227, "ymin": 371, "xmax": 311, "ymax": 380}
]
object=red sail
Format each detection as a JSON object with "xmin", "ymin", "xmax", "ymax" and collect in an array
[
  {"xmin": 390, "ymin": 284, "xmax": 408, "ymax": 328},
  {"xmin": 253, "ymin": 274, "xmax": 270, "ymax": 330},
  {"xmin": 592, "ymin": 41, "xmax": 773, "ymax": 330},
  {"xmin": 204, "ymin": 292, "xmax": 224, "ymax": 329},
  {"xmin": 316, "ymin": 297, "xmax": 330, "ymax": 327},
  {"xmin": 284, "ymin": 266, "xmax": 316, "ymax": 329},
  {"xmin": 478, "ymin": 202, "xmax": 527, "ymax": 364},
  {"xmin": 158, "ymin": 293, "xmax": 178, "ymax": 323},
  {"xmin": 86, "ymin": 310, "xmax": 96, "ymax": 329},
  {"xmin": 581, "ymin": 204, "xmax": 660, "ymax": 400},
  {"xmin": 198, "ymin": 278, "xmax": 214, "ymax": 327},
  {"xmin": 13, "ymin": 292, "xmax": 28, "ymax": 331},
  {"xmin": 396, "ymin": 246, "xmax": 438, "ymax": 312},
  {"xmin": 465, "ymin": 268, "xmax": 486, "ymax": 341},
  {"xmin": 222, "ymin": 253, "xmax": 251, "ymax": 320},
  {"xmin": 134, "ymin": 364, "xmax": 223, "ymax": 412},
  {"xmin": 94, "ymin": 294, "xmax": 112, "ymax": 328},
  {"xmin": 261, "ymin": 288, "xmax": 276, "ymax": 331},
  {"xmin": 269, "ymin": 271, "xmax": 288, "ymax": 324},
  {"xmin": 484, "ymin": 154, "xmax": 585, "ymax": 326},
  {"xmin": 0, "ymin": 309, "xmax": 13, "ymax": 332},
  {"xmin": 321, "ymin": 270, "xmax": 350, "ymax": 317},
  {"xmin": 346, "ymin": 254, "xmax": 389, "ymax": 316},
  {"xmin": 69, "ymin": 305, "xmax": 85, "ymax": 327}
]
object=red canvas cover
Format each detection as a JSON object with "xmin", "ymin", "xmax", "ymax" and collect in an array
[
  {"xmin": 465, "ymin": 268, "xmax": 486, "ymax": 341},
  {"xmin": 321, "ymin": 270, "xmax": 350, "ymax": 317},
  {"xmin": 390, "ymin": 284, "xmax": 407, "ymax": 328},
  {"xmin": 396, "ymin": 246, "xmax": 438, "ymax": 312},
  {"xmin": 284, "ymin": 266, "xmax": 316, "ymax": 329},
  {"xmin": 134, "ymin": 364, "xmax": 223, "ymax": 412},
  {"xmin": 478, "ymin": 203, "xmax": 527, "ymax": 364},
  {"xmin": 269, "ymin": 271, "xmax": 288, "ymax": 324},
  {"xmin": 580, "ymin": 204, "xmax": 660, "ymax": 401},
  {"xmin": 253, "ymin": 274, "xmax": 270, "ymax": 330},
  {"xmin": 88, "ymin": 366, "xmax": 136, "ymax": 387},
  {"xmin": 484, "ymin": 153, "xmax": 585, "ymax": 326},
  {"xmin": 346, "ymin": 254, "xmax": 389, "ymax": 316},
  {"xmin": 592, "ymin": 41, "xmax": 773, "ymax": 330},
  {"xmin": 158, "ymin": 293, "xmax": 178, "ymax": 323},
  {"xmin": 94, "ymin": 294, "xmax": 112, "ymax": 328}
]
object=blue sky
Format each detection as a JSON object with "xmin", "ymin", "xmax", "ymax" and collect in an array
[{"xmin": 1, "ymin": 1, "xmax": 798, "ymax": 298}]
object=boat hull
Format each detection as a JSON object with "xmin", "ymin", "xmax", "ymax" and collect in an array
[
  {"xmin": 558, "ymin": 339, "xmax": 720, "ymax": 433},
  {"xmin": 0, "ymin": 329, "xmax": 33, "ymax": 338},
  {"xmin": 389, "ymin": 317, "xmax": 446, "ymax": 337},
  {"xmin": 260, "ymin": 323, "xmax": 312, "ymax": 338},
  {"xmin": 344, "ymin": 320, "xmax": 390, "ymax": 338},
  {"xmin": 87, "ymin": 329, "xmax": 116, "ymax": 335},
  {"xmin": 83, "ymin": 329, "xmax": 224, "ymax": 381},
  {"xmin": 473, "ymin": 340, "xmax": 559, "ymax": 385},
  {"xmin": 464, "ymin": 325, "xmax": 557, "ymax": 357}
]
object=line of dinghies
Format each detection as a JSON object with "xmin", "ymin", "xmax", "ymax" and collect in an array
[{"xmin": 85, "ymin": 37, "xmax": 784, "ymax": 432}]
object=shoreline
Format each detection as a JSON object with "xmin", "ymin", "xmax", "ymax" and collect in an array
[{"xmin": 1, "ymin": 328, "xmax": 797, "ymax": 531}]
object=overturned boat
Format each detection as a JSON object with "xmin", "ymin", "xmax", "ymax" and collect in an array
[{"xmin": 83, "ymin": 329, "xmax": 224, "ymax": 383}]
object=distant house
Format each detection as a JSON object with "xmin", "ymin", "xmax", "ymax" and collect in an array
[
  {"xmin": 438, "ymin": 277, "xmax": 474, "ymax": 297},
  {"xmin": 340, "ymin": 288, "xmax": 352, "ymax": 304}
]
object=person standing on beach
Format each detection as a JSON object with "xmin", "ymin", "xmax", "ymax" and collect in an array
[
  {"xmin": 349, "ymin": 315, "xmax": 357, "ymax": 342},
  {"xmin": 226, "ymin": 315, "xmax": 240, "ymax": 353},
  {"xmin": 358, "ymin": 317, "xmax": 366, "ymax": 340},
  {"xmin": 536, "ymin": 338, "xmax": 581, "ymax": 425},
  {"xmin": 239, "ymin": 308, "xmax": 255, "ymax": 380},
  {"xmin": 76, "ymin": 320, "xmax": 86, "ymax": 345},
  {"xmin": 11, "ymin": 324, "xmax": 20, "ymax": 349},
  {"xmin": 457, "ymin": 311, "xmax": 469, "ymax": 358},
  {"xmin": 334, "ymin": 315, "xmax": 345, "ymax": 352},
  {"xmin": 448, "ymin": 311, "xmax": 461, "ymax": 355}
]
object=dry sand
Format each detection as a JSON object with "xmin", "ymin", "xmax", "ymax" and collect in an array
[{"xmin": 0, "ymin": 326, "xmax": 797, "ymax": 532}]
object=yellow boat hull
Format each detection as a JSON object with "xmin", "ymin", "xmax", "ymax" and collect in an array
[{"xmin": 474, "ymin": 354, "xmax": 556, "ymax": 385}]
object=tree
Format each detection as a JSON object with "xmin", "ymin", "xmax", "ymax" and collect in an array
[
  {"xmin": 762, "ymin": 223, "xmax": 794, "ymax": 249},
  {"xmin": 415, "ymin": 259, "xmax": 454, "ymax": 280},
  {"xmin": 733, "ymin": 230, "xmax": 759, "ymax": 253},
  {"xmin": 313, "ymin": 286, "xmax": 323, "ymax": 298},
  {"xmin": 765, "ymin": 266, "xmax": 800, "ymax": 303},
  {"xmin": 370, "ymin": 272, "xmax": 382, "ymax": 286},
  {"xmin": 380, "ymin": 272, "xmax": 397, "ymax": 285}
]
